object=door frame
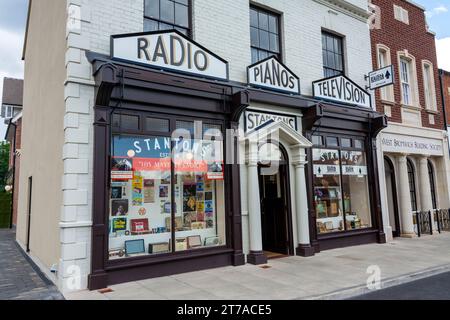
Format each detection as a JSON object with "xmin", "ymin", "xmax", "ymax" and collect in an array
[
  {"xmin": 384, "ymin": 156, "xmax": 401, "ymax": 237},
  {"xmin": 258, "ymin": 142, "xmax": 295, "ymax": 256}
]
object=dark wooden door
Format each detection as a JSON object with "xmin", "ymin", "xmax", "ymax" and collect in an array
[{"xmin": 259, "ymin": 164, "xmax": 289, "ymax": 255}]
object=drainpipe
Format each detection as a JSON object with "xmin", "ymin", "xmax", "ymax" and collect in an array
[
  {"xmin": 439, "ymin": 69, "xmax": 450, "ymax": 158},
  {"xmin": 8, "ymin": 121, "xmax": 17, "ymax": 229}
]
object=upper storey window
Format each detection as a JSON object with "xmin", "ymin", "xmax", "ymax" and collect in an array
[
  {"xmin": 250, "ymin": 6, "xmax": 281, "ymax": 64},
  {"xmin": 322, "ymin": 32, "xmax": 344, "ymax": 78},
  {"xmin": 394, "ymin": 5, "xmax": 409, "ymax": 24},
  {"xmin": 144, "ymin": 0, "xmax": 190, "ymax": 36}
]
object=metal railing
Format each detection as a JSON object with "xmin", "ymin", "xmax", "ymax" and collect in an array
[
  {"xmin": 415, "ymin": 211, "xmax": 433, "ymax": 237},
  {"xmin": 436, "ymin": 209, "xmax": 450, "ymax": 233}
]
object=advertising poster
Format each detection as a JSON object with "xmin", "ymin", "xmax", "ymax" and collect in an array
[
  {"xmin": 112, "ymin": 217, "xmax": 127, "ymax": 233},
  {"xmin": 111, "ymin": 199, "xmax": 129, "ymax": 216},
  {"xmin": 111, "ymin": 157, "xmax": 133, "ymax": 180},
  {"xmin": 132, "ymin": 173, "xmax": 143, "ymax": 206},
  {"xmin": 143, "ymin": 179, "xmax": 155, "ymax": 203}
]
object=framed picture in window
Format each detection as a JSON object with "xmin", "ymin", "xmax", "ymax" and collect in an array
[
  {"xmin": 187, "ymin": 235, "xmax": 202, "ymax": 249},
  {"xmin": 124, "ymin": 239, "xmax": 145, "ymax": 255}
]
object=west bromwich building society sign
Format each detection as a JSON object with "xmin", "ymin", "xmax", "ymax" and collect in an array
[
  {"xmin": 112, "ymin": 30, "xmax": 229, "ymax": 80},
  {"xmin": 313, "ymin": 75, "xmax": 371, "ymax": 108}
]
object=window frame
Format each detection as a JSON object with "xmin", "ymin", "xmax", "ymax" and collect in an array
[
  {"xmin": 376, "ymin": 44, "xmax": 394, "ymax": 102},
  {"xmin": 322, "ymin": 31, "xmax": 345, "ymax": 78},
  {"xmin": 428, "ymin": 160, "xmax": 438, "ymax": 210},
  {"xmin": 143, "ymin": 0, "xmax": 192, "ymax": 37},
  {"xmin": 250, "ymin": 5, "xmax": 283, "ymax": 64},
  {"xmin": 422, "ymin": 60, "xmax": 437, "ymax": 111}
]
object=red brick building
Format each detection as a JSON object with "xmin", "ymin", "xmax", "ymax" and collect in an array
[
  {"xmin": 370, "ymin": 0, "xmax": 450, "ymax": 241},
  {"xmin": 439, "ymin": 69, "xmax": 450, "ymax": 127}
]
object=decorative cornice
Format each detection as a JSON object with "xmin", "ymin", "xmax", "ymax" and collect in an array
[{"xmin": 313, "ymin": 0, "xmax": 371, "ymax": 22}]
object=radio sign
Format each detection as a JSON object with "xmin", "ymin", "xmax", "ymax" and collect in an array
[
  {"xmin": 368, "ymin": 65, "xmax": 395, "ymax": 90},
  {"xmin": 111, "ymin": 30, "xmax": 229, "ymax": 80}
]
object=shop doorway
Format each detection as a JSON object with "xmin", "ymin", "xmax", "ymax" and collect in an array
[
  {"xmin": 384, "ymin": 157, "xmax": 401, "ymax": 237},
  {"xmin": 258, "ymin": 143, "xmax": 293, "ymax": 257}
]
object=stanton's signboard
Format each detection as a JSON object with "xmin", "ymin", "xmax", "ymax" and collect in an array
[
  {"xmin": 247, "ymin": 56, "xmax": 300, "ymax": 95},
  {"xmin": 313, "ymin": 75, "xmax": 371, "ymax": 108},
  {"xmin": 111, "ymin": 30, "xmax": 228, "ymax": 80},
  {"xmin": 368, "ymin": 65, "xmax": 394, "ymax": 90},
  {"xmin": 245, "ymin": 110, "xmax": 297, "ymax": 132}
]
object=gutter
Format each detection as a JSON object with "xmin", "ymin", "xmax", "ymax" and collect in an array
[
  {"xmin": 439, "ymin": 69, "xmax": 450, "ymax": 158},
  {"xmin": 8, "ymin": 120, "xmax": 17, "ymax": 229}
]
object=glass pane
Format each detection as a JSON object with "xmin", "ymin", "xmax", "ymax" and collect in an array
[
  {"xmin": 269, "ymin": 33, "xmax": 279, "ymax": 53},
  {"xmin": 109, "ymin": 135, "xmax": 172, "ymax": 260},
  {"xmin": 341, "ymin": 138, "xmax": 351, "ymax": 148},
  {"xmin": 326, "ymin": 137, "xmax": 339, "ymax": 147},
  {"xmin": 160, "ymin": 0, "xmax": 175, "ymax": 24},
  {"xmin": 354, "ymin": 139, "xmax": 364, "ymax": 149},
  {"xmin": 175, "ymin": 0, "xmax": 188, "ymax": 5},
  {"xmin": 335, "ymin": 54, "xmax": 343, "ymax": 71},
  {"xmin": 159, "ymin": 22, "xmax": 174, "ymax": 30},
  {"xmin": 175, "ymin": 26, "xmax": 189, "ymax": 36},
  {"xmin": 312, "ymin": 135, "xmax": 323, "ymax": 146},
  {"xmin": 250, "ymin": 8, "xmax": 259, "ymax": 27},
  {"xmin": 258, "ymin": 12, "xmax": 269, "ymax": 30},
  {"xmin": 259, "ymin": 50, "xmax": 269, "ymax": 61},
  {"xmin": 326, "ymin": 35, "xmax": 334, "ymax": 51},
  {"xmin": 251, "ymin": 48, "xmax": 259, "ymax": 64},
  {"xmin": 175, "ymin": 3, "xmax": 188, "ymax": 27},
  {"xmin": 313, "ymin": 149, "xmax": 344, "ymax": 234},
  {"xmin": 268, "ymin": 15, "xmax": 278, "ymax": 34},
  {"xmin": 144, "ymin": 0, "xmax": 160, "ymax": 19},
  {"xmin": 327, "ymin": 51, "xmax": 335, "ymax": 69},
  {"xmin": 144, "ymin": 18, "xmax": 159, "ymax": 32},
  {"xmin": 173, "ymin": 138, "xmax": 225, "ymax": 252},
  {"xmin": 113, "ymin": 114, "xmax": 140, "ymax": 130},
  {"xmin": 341, "ymin": 151, "xmax": 372, "ymax": 230},
  {"xmin": 176, "ymin": 120, "xmax": 194, "ymax": 135},
  {"xmin": 146, "ymin": 117, "xmax": 170, "ymax": 133},
  {"xmin": 259, "ymin": 30, "xmax": 269, "ymax": 50},
  {"xmin": 250, "ymin": 27, "xmax": 259, "ymax": 47},
  {"xmin": 322, "ymin": 34, "xmax": 327, "ymax": 50}
]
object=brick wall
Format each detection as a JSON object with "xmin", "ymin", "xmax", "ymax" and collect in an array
[
  {"xmin": 370, "ymin": 0, "xmax": 444, "ymax": 130},
  {"xmin": 441, "ymin": 70, "xmax": 450, "ymax": 125}
]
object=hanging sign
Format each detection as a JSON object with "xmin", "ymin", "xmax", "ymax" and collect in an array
[
  {"xmin": 247, "ymin": 56, "xmax": 300, "ymax": 94},
  {"xmin": 313, "ymin": 75, "xmax": 371, "ymax": 108},
  {"xmin": 368, "ymin": 65, "xmax": 395, "ymax": 90},
  {"xmin": 112, "ymin": 30, "xmax": 229, "ymax": 80}
]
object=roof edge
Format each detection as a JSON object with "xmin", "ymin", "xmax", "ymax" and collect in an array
[{"xmin": 22, "ymin": 0, "xmax": 32, "ymax": 61}]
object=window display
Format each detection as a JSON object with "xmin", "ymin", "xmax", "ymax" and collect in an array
[
  {"xmin": 312, "ymin": 136, "xmax": 372, "ymax": 234},
  {"xmin": 108, "ymin": 129, "xmax": 226, "ymax": 260}
]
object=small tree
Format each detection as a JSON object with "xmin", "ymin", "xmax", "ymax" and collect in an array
[{"xmin": 0, "ymin": 141, "xmax": 11, "ymax": 190}]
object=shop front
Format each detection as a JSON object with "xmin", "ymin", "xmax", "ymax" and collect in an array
[{"xmin": 378, "ymin": 123, "xmax": 450, "ymax": 239}]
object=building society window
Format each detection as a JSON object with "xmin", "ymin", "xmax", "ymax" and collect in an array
[
  {"xmin": 108, "ymin": 115, "xmax": 226, "ymax": 260},
  {"xmin": 422, "ymin": 62, "xmax": 437, "ymax": 111},
  {"xmin": 144, "ymin": 0, "xmax": 190, "ymax": 36},
  {"xmin": 322, "ymin": 32, "xmax": 344, "ymax": 78},
  {"xmin": 312, "ymin": 135, "xmax": 372, "ymax": 234},
  {"xmin": 250, "ymin": 6, "xmax": 281, "ymax": 64},
  {"xmin": 400, "ymin": 58, "xmax": 412, "ymax": 106},
  {"xmin": 407, "ymin": 159, "xmax": 418, "ymax": 212},
  {"xmin": 428, "ymin": 160, "xmax": 437, "ymax": 210}
]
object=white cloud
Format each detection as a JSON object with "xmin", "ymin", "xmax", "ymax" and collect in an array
[
  {"xmin": 0, "ymin": 28, "xmax": 24, "ymax": 140},
  {"xmin": 436, "ymin": 37, "xmax": 450, "ymax": 72},
  {"xmin": 426, "ymin": 5, "xmax": 449, "ymax": 18}
]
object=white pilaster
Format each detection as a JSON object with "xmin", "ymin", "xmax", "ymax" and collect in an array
[{"xmin": 247, "ymin": 141, "xmax": 263, "ymax": 254}]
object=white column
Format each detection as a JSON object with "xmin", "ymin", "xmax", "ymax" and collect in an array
[
  {"xmin": 397, "ymin": 155, "xmax": 416, "ymax": 237},
  {"xmin": 246, "ymin": 141, "xmax": 266, "ymax": 264},
  {"xmin": 292, "ymin": 148, "xmax": 313, "ymax": 256},
  {"xmin": 418, "ymin": 156, "xmax": 433, "ymax": 212}
]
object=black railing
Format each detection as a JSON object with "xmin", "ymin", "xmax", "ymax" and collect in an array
[
  {"xmin": 415, "ymin": 211, "xmax": 433, "ymax": 237},
  {"xmin": 436, "ymin": 209, "xmax": 450, "ymax": 233}
]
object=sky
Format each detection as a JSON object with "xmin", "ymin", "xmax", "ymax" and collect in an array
[{"xmin": 0, "ymin": 0, "xmax": 449, "ymax": 140}]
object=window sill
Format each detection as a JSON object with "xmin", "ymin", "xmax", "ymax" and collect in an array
[
  {"xmin": 401, "ymin": 104, "xmax": 422, "ymax": 111},
  {"xmin": 380, "ymin": 99, "xmax": 395, "ymax": 106},
  {"xmin": 425, "ymin": 108, "xmax": 439, "ymax": 115}
]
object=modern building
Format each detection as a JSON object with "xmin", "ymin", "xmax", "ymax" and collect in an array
[
  {"xmin": 18, "ymin": 0, "xmax": 388, "ymax": 293},
  {"xmin": 370, "ymin": 0, "xmax": 450, "ymax": 240},
  {"xmin": 1, "ymin": 78, "xmax": 23, "ymax": 227}
]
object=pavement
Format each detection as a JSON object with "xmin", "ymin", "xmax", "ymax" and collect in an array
[
  {"xmin": 0, "ymin": 229, "xmax": 64, "ymax": 300},
  {"xmin": 65, "ymin": 232, "xmax": 450, "ymax": 300},
  {"xmin": 351, "ymin": 271, "xmax": 450, "ymax": 300}
]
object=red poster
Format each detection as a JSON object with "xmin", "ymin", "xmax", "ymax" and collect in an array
[{"xmin": 133, "ymin": 158, "xmax": 171, "ymax": 171}]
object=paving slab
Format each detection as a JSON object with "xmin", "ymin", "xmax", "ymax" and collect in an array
[{"xmin": 65, "ymin": 232, "xmax": 450, "ymax": 300}]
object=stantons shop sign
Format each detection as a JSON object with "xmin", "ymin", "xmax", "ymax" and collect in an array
[
  {"xmin": 111, "ymin": 30, "xmax": 229, "ymax": 80},
  {"xmin": 313, "ymin": 75, "xmax": 371, "ymax": 108}
]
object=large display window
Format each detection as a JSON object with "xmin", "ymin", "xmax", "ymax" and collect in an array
[
  {"xmin": 312, "ymin": 135, "xmax": 372, "ymax": 234},
  {"xmin": 108, "ymin": 115, "xmax": 226, "ymax": 260}
]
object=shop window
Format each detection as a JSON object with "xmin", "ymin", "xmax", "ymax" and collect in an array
[
  {"xmin": 144, "ymin": 0, "xmax": 190, "ymax": 36},
  {"xmin": 176, "ymin": 120, "xmax": 195, "ymax": 135},
  {"xmin": 112, "ymin": 114, "xmax": 140, "ymax": 130},
  {"xmin": 407, "ymin": 159, "xmax": 418, "ymax": 212},
  {"xmin": 354, "ymin": 139, "xmax": 364, "ymax": 149},
  {"xmin": 250, "ymin": 6, "xmax": 281, "ymax": 64},
  {"xmin": 428, "ymin": 160, "xmax": 437, "ymax": 210},
  {"xmin": 108, "ymin": 126, "xmax": 226, "ymax": 260},
  {"xmin": 322, "ymin": 32, "xmax": 344, "ymax": 78},
  {"xmin": 341, "ymin": 138, "xmax": 351, "ymax": 148},
  {"xmin": 313, "ymin": 138, "xmax": 372, "ymax": 234},
  {"xmin": 312, "ymin": 135, "xmax": 323, "ymax": 146}
]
